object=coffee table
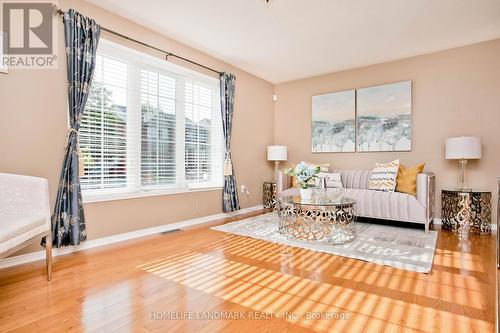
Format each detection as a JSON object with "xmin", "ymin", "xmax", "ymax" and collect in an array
[{"xmin": 276, "ymin": 191, "xmax": 356, "ymax": 244}]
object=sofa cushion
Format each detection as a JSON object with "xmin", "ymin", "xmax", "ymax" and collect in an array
[
  {"xmin": 343, "ymin": 188, "xmax": 426, "ymax": 223},
  {"xmin": 335, "ymin": 170, "xmax": 372, "ymax": 189}
]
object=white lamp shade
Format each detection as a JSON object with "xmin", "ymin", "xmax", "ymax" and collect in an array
[
  {"xmin": 445, "ymin": 136, "xmax": 482, "ymax": 159},
  {"xmin": 267, "ymin": 145, "xmax": 287, "ymax": 161}
]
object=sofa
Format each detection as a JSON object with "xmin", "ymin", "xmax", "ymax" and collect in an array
[{"xmin": 278, "ymin": 169, "xmax": 435, "ymax": 233}]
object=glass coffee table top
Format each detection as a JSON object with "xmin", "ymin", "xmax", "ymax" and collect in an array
[
  {"xmin": 279, "ymin": 193, "xmax": 356, "ymax": 207},
  {"xmin": 280, "ymin": 195, "xmax": 356, "ymax": 206}
]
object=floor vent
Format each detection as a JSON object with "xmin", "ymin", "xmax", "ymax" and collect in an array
[{"xmin": 160, "ymin": 229, "xmax": 182, "ymax": 235}]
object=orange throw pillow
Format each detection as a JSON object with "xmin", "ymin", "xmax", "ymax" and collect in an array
[{"xmin": 396, "ymin": 163, "xmax": 425, "ymax": 196}]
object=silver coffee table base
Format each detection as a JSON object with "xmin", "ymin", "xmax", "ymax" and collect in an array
[{"xmin": 277, "ymin": 195, "xmax": 356, "ymax": 245}]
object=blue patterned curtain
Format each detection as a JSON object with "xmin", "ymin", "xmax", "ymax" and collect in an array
[
  {"xmin": 43, "ymin": 10, "xmax": 100, "ymax": 247},
  {"xmin": 220, "ymin": 73, "xmax": 240, "ymax": 212}
]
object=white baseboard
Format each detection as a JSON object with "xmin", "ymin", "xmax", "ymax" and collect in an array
[
  {"xmin": 0, "ymin": 205, "xmax": 264, "ymax": 270},
  {"xmin": 433, "ymin": 218, "xmax": 497, "ymax": 231}
]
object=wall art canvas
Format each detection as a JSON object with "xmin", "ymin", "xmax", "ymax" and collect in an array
[
  {"xmin": 311, "ymin": 90, "xmax": 355, "ymax": 152},
  {"xmin": 356, "ymin": 81, "xmax": 411, "ymax": 152}
]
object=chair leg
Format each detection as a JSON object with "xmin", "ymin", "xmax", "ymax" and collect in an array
[
  {"xmin": 425, "ymin": 222, "xmax": 429, "ymax": 233},
  {"xmin": 45, "ymin": 229, "xmax": 52, "ymax": 281}
]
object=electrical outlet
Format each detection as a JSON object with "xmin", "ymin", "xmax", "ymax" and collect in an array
[{"xmin": 241, "ymin": 185, "xmax": 247, "ymax": 193}]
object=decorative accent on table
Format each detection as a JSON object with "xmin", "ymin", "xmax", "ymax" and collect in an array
[
  {"xmin": 441, "ymin": 189, "xmax": 491, "ymax": 235},
  {"xmin": 445, "ymin": 136, "xmax": 482, "ymax": 191},
  {"xmin": 284, "ymin": 162, "xmax": 320, "ymax": 200},
  {"xmin": 263, "ymin": 182, "xmax": 277, "ymax": 211},
  {"xmin": 277, "ymin": 192, "xmax": 357, "ymax": 244},
  {"xmin": 312, "ymin": 90, "xmax": 356, "ymax": 152},
  {"xmin": 357, "ymin": 81, "xmax": 411, "ymax": 152}
]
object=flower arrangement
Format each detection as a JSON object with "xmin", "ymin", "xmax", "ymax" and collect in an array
[{"xmin": 284, "ymin": 162, "xmax": 320, "ymax": 189}]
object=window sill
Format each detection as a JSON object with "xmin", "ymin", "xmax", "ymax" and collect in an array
[{"xmin": 82, "ymin": 186, "xmax": 223, "ymax": 204}]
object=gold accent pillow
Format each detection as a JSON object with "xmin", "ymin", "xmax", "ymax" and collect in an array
[{"xmin": 396, "ymin": 163, "xmax": 425, "ymax": 196}]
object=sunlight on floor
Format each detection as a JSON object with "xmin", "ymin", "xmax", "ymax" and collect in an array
[{"xmin": 136, "ymin": 235, "xmax": 492, "ymax": 333}]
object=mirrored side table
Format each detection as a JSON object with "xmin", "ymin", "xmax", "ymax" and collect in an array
[
  {"xmin": 497, "ymin": 177, "xmax": 499, "ymax": 267},
  {"xmin": 263, "ymin": 182, "xmax": 277, "ymax": 211},
  {"xmin": 441, "ymin": 189, "xmax": 491, "ymax": 235}
]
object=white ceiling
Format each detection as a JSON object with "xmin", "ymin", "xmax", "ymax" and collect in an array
[{"xmin": 86, "ymin": 0, "xmax": 500, "ymax": 83}]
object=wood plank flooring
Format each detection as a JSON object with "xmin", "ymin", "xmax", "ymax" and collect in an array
[{"xmin": 0, "ymin": 212, "xmax": 496, "ymax": 333}]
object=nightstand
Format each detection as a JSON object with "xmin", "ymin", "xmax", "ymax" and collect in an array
[
  {"xmin": 441, "ymin": 189, "xmax": 491, "ymax": 235},
  {"xmin": 263, "ymin": 182, "xmax": 277, "ymax": 211}
]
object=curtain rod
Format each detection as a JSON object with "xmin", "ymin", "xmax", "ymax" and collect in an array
[{"xmin": 56, "ymin": 9, "xmax": 224, "ymax": 76}]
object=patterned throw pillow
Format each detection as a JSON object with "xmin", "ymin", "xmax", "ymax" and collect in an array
[
  {"xmin": 317, "ymin": 172, "xmax": 343, "ymax": 189},
  {"xmin": 368, "ymin": 159, "xmax": 400, "ymax": 192}
]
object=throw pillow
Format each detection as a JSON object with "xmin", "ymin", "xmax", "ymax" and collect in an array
[
  {"xmin": 396, "ymin": 163, "xmax": 425, "ymax": 196},
  {"xmin": 317, "ymin": 172, "xmax": 343, "ymax": 189},
  {"xmin": 368, "ymin": 159, "xmax": 400, "ymax": 192}
]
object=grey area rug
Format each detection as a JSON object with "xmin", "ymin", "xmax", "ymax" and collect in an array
[{"xmin": 211, "ymin": 213, "xmax": 437, "ymax": 273}]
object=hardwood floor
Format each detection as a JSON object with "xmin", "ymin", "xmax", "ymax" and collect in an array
[{"xmin": 0, "ymin": 212, "xmax": 496, "ymax": 333}]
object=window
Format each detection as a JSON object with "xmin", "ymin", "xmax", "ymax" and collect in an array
[
  {"xmin": 184, "ymin": 82, "xmax": 216, "ymax": 184},
  {"xmin": 80, "ymin": 40, "xmax": 223, "ymax": 201},
  {"xmin": 140, "ymin": 69, "xmax": 177, "ymax": 188}
]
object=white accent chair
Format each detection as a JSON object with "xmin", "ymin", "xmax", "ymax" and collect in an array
[{"xmin": 0, "ymin": 173, "xmax": 52, "ymax": 280}]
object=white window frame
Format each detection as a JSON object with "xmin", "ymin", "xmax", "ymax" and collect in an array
[{"xmin": 81, "ymin": 39, "xmax": 223, "ymax": 203}]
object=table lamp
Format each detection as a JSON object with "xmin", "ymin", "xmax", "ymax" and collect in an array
[
  {"xmin": 445, "ymin": 136, "xmax": 481, "ymax": 191},
  {"xmin": 267, "ymin": 146, "xmax": 287, "ymax": 173}
]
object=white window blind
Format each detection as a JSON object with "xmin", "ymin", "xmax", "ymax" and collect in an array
[
  {"xmin": 185, "ymin": 81, "xmax": 222, "ymax": 185},
  {"xmin": 140, "ymin": 69, "xmax": 177, "ymax": 188},
  {"xmin": 80, "ymin": 55, "xmax": 128, "ymax": 192},
  {"xmin": 80, "ymin": 39, "xmax": 223, "ymax": 200}
]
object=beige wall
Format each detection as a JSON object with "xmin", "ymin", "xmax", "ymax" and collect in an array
[
  {"xmin": 274, "ymin": 39, "xmax": 500, "ymax": 222},
  {"xmin": 0, "ymin": 0, "xmax": 275, "ymax": 254},
  {"xmin": 1, "ymin": 1, "xmax": 499, "ymax": 257}
]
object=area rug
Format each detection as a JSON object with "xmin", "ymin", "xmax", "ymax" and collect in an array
[{"xmin": 211, "ymin": 213, "xmax": 437, "ymax": 273}]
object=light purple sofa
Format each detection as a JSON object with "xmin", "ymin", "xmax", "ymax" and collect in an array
[{"xmin": 278, "ymin": 169, "xmax": 435, "ymax": 233}]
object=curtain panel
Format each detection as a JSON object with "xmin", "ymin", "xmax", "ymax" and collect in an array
[
  {"xmin": 43, "ymin": 9, "xmax": 100, "ymax": 247},
  {"xmin": 220, "ymin": 73, "xmax": 240, "ymax": 212}
]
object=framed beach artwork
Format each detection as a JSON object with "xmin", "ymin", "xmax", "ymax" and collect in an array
[
  {"xmin": 311, "ymin": 90, "xmax": 355, "ymax": 153},
  {"xmin": 356, "ymin": 81, "xmax": 411, "ymax": 152}
]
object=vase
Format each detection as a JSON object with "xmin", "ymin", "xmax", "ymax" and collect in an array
[{"xmin": 300, "ymin": 188, "xmax": 313, "ymax": 200}]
